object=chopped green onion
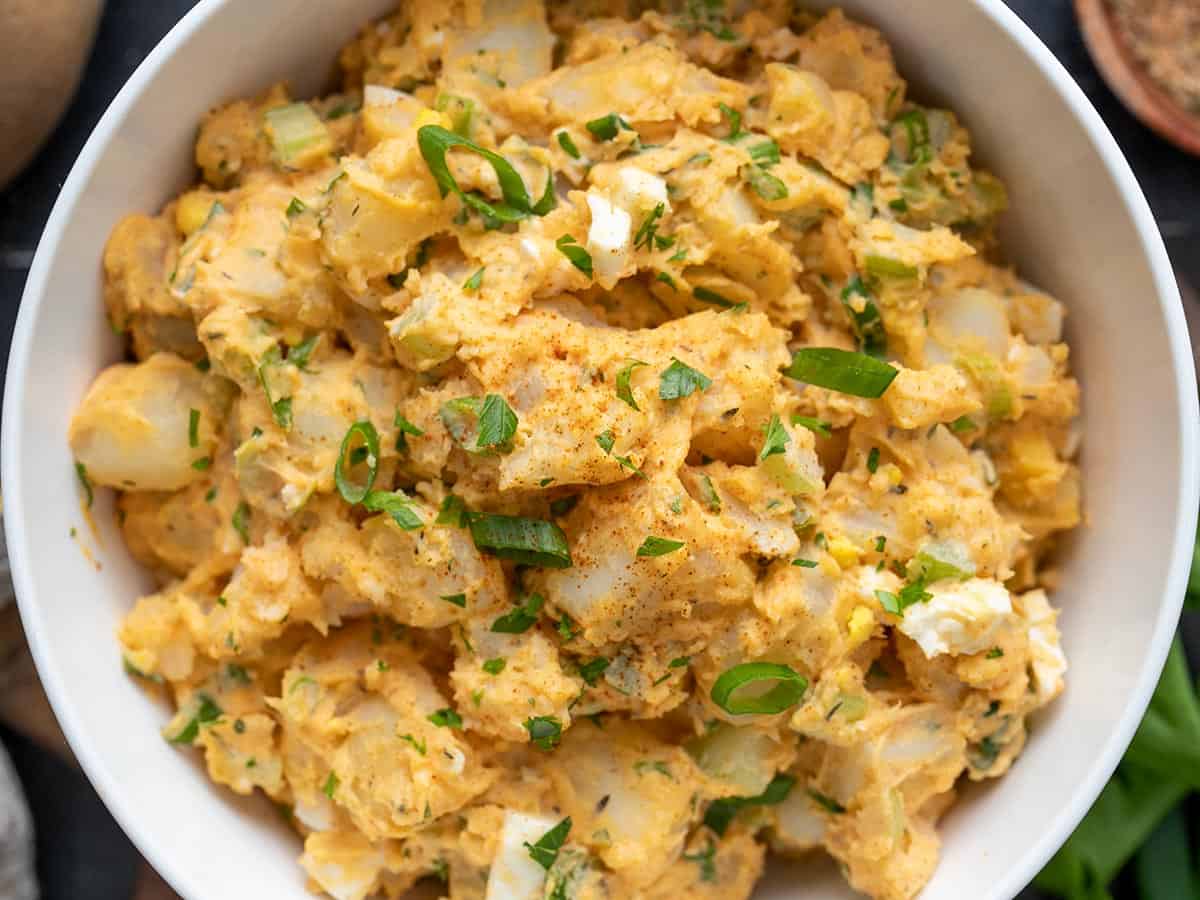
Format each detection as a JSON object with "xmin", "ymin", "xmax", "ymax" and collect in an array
[
  {"xmin": 400, "ymin": 733, "xmax": 427, "ymax": 755},
  {"xmin": 865, "ymin": 254, "xmax": 918, "ymax": 281},
  {"xmin": 867, "ymin": 447, "xmax": 880, "ymax": 473},
  {"xmin": 556, "ymin": 615, "xmax": 579, "ymax": 642},
  {"xmin": 950, "ymin": 415, "xmax": 977, "ymax": 434},
  {"xmin": 659, "ymin": 358, "xmax": 711, "ymax": 400},
  {"xmin": 463, "ymin": 267, "xmax": 485, "ymax": 292},
  {"xmin": 556, "ymin": 235, "xmax": 593, "ymax": 277},
  {"xmin": 637, "ymin": 536, "xmax": 685, "ymax": 557},
  {"xmin": 791, "ymin": 415, "xmax": 831, "ymax": 437},
  {"xmin": 490, "ymin": 593, "xmax": 545, "ymax": 633},
  {"xmin": 74, "ymin": 462, "xmax": 94, "ymax": 509},
  {"xmin": 719, "ymin": 102, "xmax": 744, "ymax": 141},
  {"xmin": 188, "ymin": 408, "xmax": 201, "ymax": 448},
  {"xmin": 232, "ymin": 502, "xmax": 251, "ymax": 544},
  {"xmin": 393, "ymin": 411, "xmax": 424, "ymax": 453},
  {"xmin": 334, "ymin": 421, "xmax": 380, "ymax": 504},
  {"xmin": 428, "ymin": 707, "xmax": 463, "ymax": 729},
  {"xmin": 191, "ymin": 457, "xmax": 212, "ymax": 471},
  {"xmin": 889, "ymin": 197, "xmax": 909, "ymax": 213},
  {"xmin": 585, "ymin": 113, "xmax": 629, "ymax": 142},
  {"xmin": 807, "ymin": 788, "xmax": 846, "ymax": 814},
  {"xmin": 693, "ymin": 286, "xmax": 738, "ymax": 308},
  {"xmin": 875, "ymin": 535, "xmax": 887, "ymax": 553},
  {"xmin": 710, "ymin": 662, "xmax": 807, "ymax": 716},
  {"xmin": 578, "ymin": 658, "xmax": 610, "ymax": 686},
  {"xmin": 759, "ymin": 414, "xmax": 790, "ymax": 460},
  {"xmin": 596, "ymin": 430, "xmax": 616, "ymax": 454},
  {"xmin": 748, "ymin": 139, "xmax": 781, "ymax": 166},
  {"xmin": 256, "ymin": 347, "xmax": 293, "ymax": 430},
  {"xmin": 783, "ymin": 348, "xmax": 899, "ymax": 398},
  {"xmin": 699, "ymin": 474, "xmax": 721, "ymax": 512},
  {"xmin": 987, "ymin": 647, "xmax": 1004, "ymax": 659},
  {"xmin": 840, "ymin": 275, "xmax": 887, "ymax": 358},
  {"xmin": 322, "ymin": 771, "xmax": 339, "ymax": 798},
  {"xmin": 440, "ymin": 593, "xmax": 466, "ymax": 608},
  {"xmin": 557, "ymin": 131, "xmax": 581, "ymax": 159},
  {"xmin": 524, "ymin": 715, "xmax": 563, "ymax": 750},
  {"xmin": 655, "ymin": 272, "xmax": 677, "ymax": 290},
  {"xmin": 792, "ymin": 558, "xmax": 818, "ymax": 568},
  {"xmin": 285, "ymin": 197, "xmax": 306, "ymax": 218},
  {"xmin": 743, "ymin": 165, "xmax": 788, "ymax": 201},
  {"xmin": 469, "ymin": 514, "xmax": 572, "ymax": 568},
  {"xmin": 482, "ymin": 657, "xmax": 506, "ymax": 674},
  {"xmin": 525, "ymin": 816, "xmax": 572, "ymax": 868}
]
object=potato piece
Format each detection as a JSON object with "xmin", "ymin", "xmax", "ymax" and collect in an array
[{"xmin": 69, "ymin": 353, "xmax": 218, "ymax": 491}]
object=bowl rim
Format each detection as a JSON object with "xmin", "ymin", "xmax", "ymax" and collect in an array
[{"xmin": 3, "ymin": 1, "xmax": 1197, "ymax": 898}]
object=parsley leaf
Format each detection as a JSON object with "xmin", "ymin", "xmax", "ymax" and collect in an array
[
  {"xmin": 556, "ymin": 235, "xmax": 593, "ymax": 277},
  {"xmin": 616, "ymin": 359, "xmax": 648, "ymax": 410},
  {"xmin": 637, "ymin": 536, "xmax": 685, "ymax": 557},
  {"xmin": 659, "ymin": 358, "xmax": 712, "ymax": 400}
]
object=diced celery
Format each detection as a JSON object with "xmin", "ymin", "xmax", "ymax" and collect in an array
[{"xmin": 264, "ymin": 103, "xmax": 332, "ymax": 167}]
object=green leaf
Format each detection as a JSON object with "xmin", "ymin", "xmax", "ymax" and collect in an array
[
  {"xmin": 633, "ymin": 204, "xmax": 668, "ymax": 252},
  {"xmin": 743, "ymin": 165, "xmax": 788, "ymax": 201},
  {"xmin": 616, "ymin": 359, "xmax": 648, "ymax": 410},
  {"xmin": 464, "ymin": 267, "xmax": 485, "ymax": 292},
  {"xmin": 806, "ymin": 788, "xmax": 846, "ymax": 815},
  {"xmin": 362, "ymin": 488, "xmax": 424, "ymax": 530},
  {"xmin": 556, "ymin": 235, "xmax": 593, "ymax": 277},
  {"xmin": 693, "ymin": 286, "xmax": 738, "ymax": 308},
  {"xmin": 428, "ymin": 707, "xmax": 463, "ymax": 729},
  {"xmin": 585, "ymin": 113, "xmax": 629, "ymax": 141},
  {"xmin": 232, "ymin": 502, "xmax": 251, "ymax": 544},
  {"xmin": 759, "ymin": 414, "xmax": 790, "ymax": 461},
  {"xmin": 490, "ymin": 594, "xmax": 546, "ymax": 634},
  {"xmin": 436, "ymin": 494, "xmax": 469, "ymax": 527},
  {"xmin": 525, "ymin": 817, "xmax": 572, "ymax": 869},
  {"xmin": 557, "ymin": 131, "xmax": 581, "ymax": 159},
  {"xmin": 417, "ymin": 125, "xmax": 548, "ymax": 227},
  {"xmin": 659, "ymin": 358, "xmax": 712, "ymax": 400},
  {"xmin": 524, "ymin": 715, "xmax": 563, "ymax": 750},
  {"xmin": 476, "ymin": 394, "xmax": 518, "ymax": 451},
  {"xmin": 783, "ymin": 348, "xmax": 899, "ymax": 398},
  {"xmin": 482, "ymin": 657, "xmax": 506, "ymax": 675},
  {"xmin": 704, "ymin": 773, "xmax": 796, "ymax": 835},
  {"xmin": 791, "ymin": 415, "xmax": 831, "ymax": 437},
  {"xmin": 578, "ymin": 658, "xmax": 610, "ymax": 686},
  {"xmin": 840, "ymin": 275, "xmax": 887, "ymax": 358},
  {"xmin": 334, "ymin": 421, "xmax": 381, "ymax": 504},
  {"xmin": 440, "ymin": 593, "xmax": 467, "ymax": 608},
  {"xmin": 74, "ymin": 462, "xmax": 94, "ymax": 509},
  {"xmin": 393, "ymin": 411, "xmax": 424, "ymax": 453},
  {"xmin": 718, "ymin": 102, "xmax": 744, "ymax": 141},
  {"xmin": 637, "ymin": 536, "xmax": 685, "ymax": 557},
  {"xmin": 321, "ymin": 771, "xmax": 339, "ymax": 798},
  {"xmin": 286, "ymin": 197, "xmax": 307, "ymax": 218},
  {"xmin": 168, "ymin": 694, "xmax": 222, "ymax": 745}
]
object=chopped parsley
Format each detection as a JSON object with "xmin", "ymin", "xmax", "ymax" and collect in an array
[
  {"xmin": 585, "ymin": 113, "xmax": 630, "ymax": 142},
  {"xmin": 759, "ymin": 414, "xmax": 790, "ymax": 460},
  {"xmin": 482, "ymin": 657, "xmax": 506, "ymax": 675},
  {"xmin": 525, "ymin": 817, "xmax": 572, "ymax": 869},
  {"xmin": 867, "ymin": 446, "xmax": 881, "ymax": 473},
  {"xmin": 524, "ymin": 715, "xmax": 563, "ymax": 751},
  {"xmin": 578, "ymin": 657, "xmax": 610, "ymax": 686},
  {"xmin": 637, "ymin": 536, "xmax": 685, "ymax": 557},
  {"xmin": 659, "ymin": 358, "xmax": 712, "ymax": 400},
  {"xmin": 322, "ymin": 772, "xmax": 339, "ymax": 798},
  {"xmin": 557, "ymin": 131, "xmax": 581, "ymax": 159},
  {"xmin": 440, "ymin": 593, "xmax": 467, "ymax": 608},
  {"xmin": 490, "ymin": 593, "xmax": 546, "ymax": 633},
  {"xmin": 556, "ymin": 235, "xmax": 593, "ymax": 277},
  {"xmin": 791, "ymin": 415, "xmax": 832, "ymax": 437},
  {"xmin": 428, "ymin": 707, "xmax": 463, "ymax": 729}
]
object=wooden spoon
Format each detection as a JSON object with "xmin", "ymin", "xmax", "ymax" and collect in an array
[{"xmin": 1075, "ymin": 0, "xmax": 1200, "ymax": 156}]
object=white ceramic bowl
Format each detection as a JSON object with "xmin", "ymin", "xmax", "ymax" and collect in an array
[{"xmin": 4, "ymin": 1, "xmax": 1197, "ymax": 898}]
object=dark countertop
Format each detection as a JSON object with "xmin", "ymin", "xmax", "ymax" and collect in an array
[{"xmin": 0, "ymin": 2, "xmax": 1193, "ymax": 899}]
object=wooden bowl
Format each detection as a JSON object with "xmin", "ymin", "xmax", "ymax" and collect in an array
[{"xmin": 1075, "ymin": 0, "xmax": 1200, "ymax": 156}]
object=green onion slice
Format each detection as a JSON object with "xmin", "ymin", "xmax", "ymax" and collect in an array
[
  {"xmin": 743, "ymin": 165, "xmax": 788, "ymax": 201},
  {"xmin": 783, "ymin": 348, "xmax": 898, "ymax": 398},
  {"xmin": 557, "ymin": 131, "xmax": 581, "ymax": 159},
  {"xmin": 791, "ymin": 415, "xmax": 831, "ymax": 437},
  {"xmin": 469, "ymin": 514, "xmax": 572, "ymax": 568},
  {"xmin": 710, "ymin": 662, "xmax": 807, "ymax": 715},
  {"xmin": 334, "ymin": 421, "xmax": 380, "ymax": 504},
  {"xmin": 840, "ymin": 275, "xmax": 887, "ymax": 358},
  {"xmin": 188, "ymin": 408, "xmax": 201, "ymax": 448},
  {"xmin": 616, "ymin": 359, "xmax": 648, "ymax": 410},
  {"xmin": 585, "ymin": 113, "xmax": 629, "ymax": 141}
]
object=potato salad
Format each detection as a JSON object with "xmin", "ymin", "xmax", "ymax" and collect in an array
[{"xmin": 67, "ymin": 2, "xmax": 1081, "ymax": 899}]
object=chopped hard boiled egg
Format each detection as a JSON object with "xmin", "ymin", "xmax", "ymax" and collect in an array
[{"xmin": 898, "ymin": 578, "xmax": 1015, "ymax": 657}]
